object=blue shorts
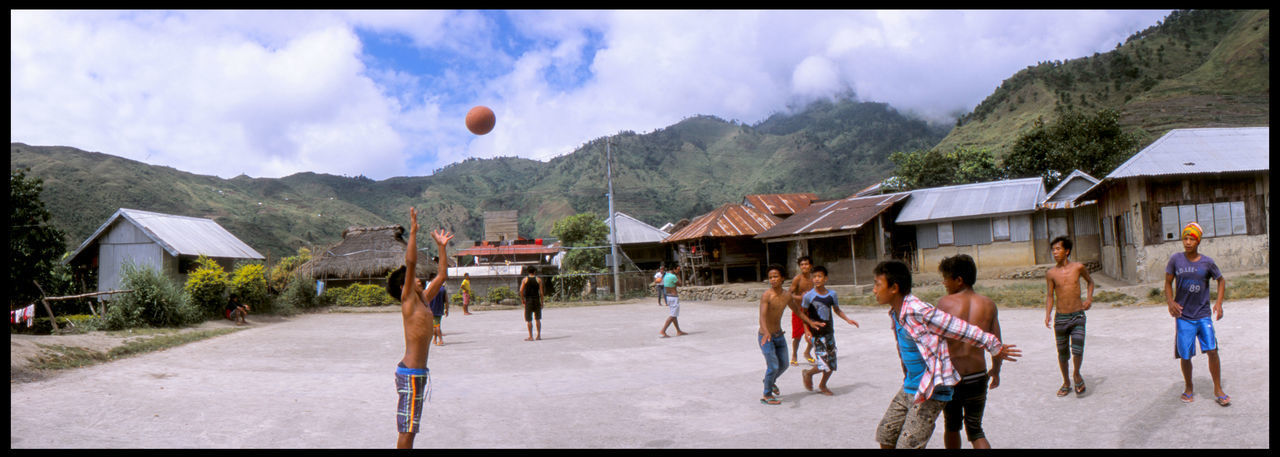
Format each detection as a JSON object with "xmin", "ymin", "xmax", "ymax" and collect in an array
[{"xmin": 1174, "ymin": 317, "xmax": 1218, "ymax": 360}]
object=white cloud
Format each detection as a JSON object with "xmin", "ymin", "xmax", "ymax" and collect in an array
[{"xmin": 11, "ymin": 10, "xmax": 1174, "ymax": 179}]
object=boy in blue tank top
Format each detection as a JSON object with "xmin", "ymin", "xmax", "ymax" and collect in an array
[{"xmin": 1164, "ymin": 222, "xmax": 1229, "ymax": 407}]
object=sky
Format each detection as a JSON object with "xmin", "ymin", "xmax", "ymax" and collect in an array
[{"xmin": 11, "ymin": 10, "xmax": 1173, "ymax": 180}]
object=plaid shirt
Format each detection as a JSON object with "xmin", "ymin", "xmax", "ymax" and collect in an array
[{"xmin": 891, "ymin": 294, "xmax": 1002, "ymax": 404}]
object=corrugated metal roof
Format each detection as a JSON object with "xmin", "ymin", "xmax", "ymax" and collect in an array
[
  {"xmin": 605, "ymin": 212, "xmax": 669, "ymax": 244},
  {"xmin": 756, "ymin": 192, "xmax": 909, "ymax": 240},
  {"xmin": 1039, "ymin": 170, "xmax": 1099, "ymax": 210},
  {"xmin": 455, "ymin": 243, "xmax": 562, "ymax": 257},
  {"xmin": 742, "ymin": 193, "xmax": 819, "ymax": 217},
  {"xmin": 896, "ymin": 177, "xmax": 1045, "ymax": 225},
  {"xmin": 1104, "ymin": 127, "xmax": 1269, "ymax": 179},
  {"xmin": 664, "ymin": 203, "xmax": 781, "ymax": 243},
  {"xmin": 66, "ymin": 208, "xmax": 264, "ymax": 264}
]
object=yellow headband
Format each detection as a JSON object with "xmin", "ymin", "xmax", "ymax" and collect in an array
[{"xmin": 1182, "ymin": 222, "xmax": 1203, "ymax": 241}]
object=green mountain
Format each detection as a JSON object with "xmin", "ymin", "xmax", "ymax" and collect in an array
[
  {"xmin": 11, "ymin": 96, "xmax": 949, "ymax": 260},
  {"xmin": 935, "ymin": 9, "xmax": 1269, "ymax": 155}
]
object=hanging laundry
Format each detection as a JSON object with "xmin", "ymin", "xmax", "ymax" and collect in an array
[{"xmin": 10, "ymin": 304, "xmax": 36, "ymax": 327}]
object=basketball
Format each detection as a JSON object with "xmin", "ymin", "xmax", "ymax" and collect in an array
[{"xmin": 465, "ymin": 105, "xmax": 496, "ymax": 135}]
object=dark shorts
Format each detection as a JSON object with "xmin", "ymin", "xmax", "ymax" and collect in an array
[
  {"xmin": 395, "ymin": 362, "xmax": 430, "ymax": 433},
  {"xmin": 812, "ymin": 333, "xmax": 837, "ymax": 371},
  {"xmin": 524, "ymin": 302, "xmax": 542, "ymax": 322},
  {"xmin": 1054, "ymin": 311, "xmax": 1086, "ymax": 360},
  {"xmin": 942, "ymin": 372, "xmax": 989, "ymax": 442}
]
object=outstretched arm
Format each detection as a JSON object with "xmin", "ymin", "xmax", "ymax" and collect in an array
[
  {"xmin": 832, "ymin": 305, "xmax": 859, "ymax": 328},
  {"xmin": 422, "ymin": 229, "xmax": 453, "ymax": 304},
  {"xmin": 403, "ymin": 208, "xmax": 420, "ymax": 312}
]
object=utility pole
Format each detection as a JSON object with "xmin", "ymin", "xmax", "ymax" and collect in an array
[{"xmin": 607, "ymin": 137, "xmax": 621, "ymax": 301}]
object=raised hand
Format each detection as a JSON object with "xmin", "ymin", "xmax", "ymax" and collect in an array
[
  {"xmin": 431, "ymin": 229, "xmax": 454, "ymax": 246},
  {"xmin": 409, "ymin": 207, "xmax": 419, "ymax": 232},
  {"xmin": 994, "ymin": 344, "xmax": 1021, "ymax": 362}
]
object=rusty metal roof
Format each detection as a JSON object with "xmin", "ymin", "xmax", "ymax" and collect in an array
[
  {"xmin": 663, "ymin": 203, "xmax": 781, "ymax": 243},
  {"xmin": 1039, "ymin": 170, "xmax": 1099, "ymax": 210},
  {"xmin": 756, "ymin": 192, "xmax": 910, "ymax": 240},
  {"xmin": 742, "ymin": 193, "xmax": 818, "ymax": 217}
]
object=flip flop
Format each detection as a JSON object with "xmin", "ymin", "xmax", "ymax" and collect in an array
[
  {"xmin": 771, "ymin": 385, "xmax": 780, "ymax": 396},
  {"xmin": 1057, "ymin": 386, "xmax": 1071, "ymax": 397},
  {"xmin": 1180, "ymin": 392, "xmax": 1194, "ymax": 403},
  {"xmin": 1215, "ymin": 395, "xmax": 1231, "ymax": 407},
  {"xmin": 806, "ymin": 357, "xmax": 816, "ymax": 364},
  {"xmin": 789, "ymin": 360, "xmax": 798, "ymax": 366},
  {"xmin": 760, "ymin": 397, "xmax": 781, "ymax": 405},
  {"xmin": 1074, "ymin": 381, "xmax": 1086, "ymax": 396}
]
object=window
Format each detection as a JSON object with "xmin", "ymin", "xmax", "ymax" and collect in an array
[
  {"xmin": 1122, "ymin": 211, "xmax": 1132, "ymax": 246},
  {"xmin": 1101, "ymin": 216, "xmax": 1113, "ymax": 246},
  {"xmin": 937, "ymin": 221, "xmax": 954, "ymax": 245},
  {"xmin": 1160, "ymin": 200, "xmax": 1248, "ymax": 242},
  {"xmin": 955, "ymin": 219, "xmax": 993, "ymax": 246},
  {"xmin": 992, "ymin": 217, "xmax": 1010, "ymax": 241},
  {"xmin": 917, "ymin": 224, "xmax": 938, "ymax": 249},
  {"xmin": 1010, "ymin": 215, "xmax": 1032, "ymax": 242}
]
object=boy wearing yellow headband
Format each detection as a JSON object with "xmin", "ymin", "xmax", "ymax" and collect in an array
[{"xmin": 1164, "ymin": 222, "xmax": 1230, "ymax": 406}]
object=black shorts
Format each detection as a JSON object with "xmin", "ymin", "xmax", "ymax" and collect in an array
[
  {"xmin": 524, "ymin": 302, "xmax": 542, "ymax": 322},
  {"xmin": 942, "ymin": 372, "xmax": 989, "ymax": 442}
]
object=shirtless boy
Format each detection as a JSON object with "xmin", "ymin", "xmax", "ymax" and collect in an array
[
  {"xmin": 758, "ymin": 264, "xmax": 821, "ymax": 405},
  {"xmin": 1044, "ymin": 236, "xmax": 1095, "ymax": 397},
  {"xmin": 386, "ymin": 207, "xmax": 452, "ymax": 449},
  {"xmin": 936, "ymin": 254, "xmax": 1002, "ymax": 449},
  {"xmin": 789, "ymin": 256, "xmax": 816, "ymax": 366}
]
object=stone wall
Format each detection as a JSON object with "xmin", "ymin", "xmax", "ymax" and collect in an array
[{"xmin": 1134, "ymin": 234, "xmax": 1269, "ymax": 283}]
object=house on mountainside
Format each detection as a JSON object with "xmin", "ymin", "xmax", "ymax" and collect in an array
[
  {"xmin": 756, "ymin": 192, "xmax": 910, "ymax": 284},
  {"xmin": 663, "ymin": 203, "xmax": 781, "ymax": 285},
  {"xmin": 64, "ymin": 208, "xmax": 264, "ymax": 297},
  {"xmin": 296, "ymin": 225, "xmax": 437, "ymax": 291},
  {"xmin": 1073, "ymin": 127, "xmax": 1269, "ymax": 283}
]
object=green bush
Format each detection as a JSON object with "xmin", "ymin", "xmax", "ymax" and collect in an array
[
  {"xmin": 269, "ymin": 247, "xmax": 311, "ymax": 293},
  {"xmin": 320, "ymin": 284, "xmax": 397, "ymax": 307},
  {"xmin": 105, "ymin": 262, "xmax": 200, "ymax": 329},
  {"xmin": 230, "ymin": 262, "xmax": 269, "ymax": 311},
  {"xmin": 184, "ymin": 255, "xmax": 229, "ymax": 317},
  {"xmin": 552, "ymin": 273, "xmax": 588, "ymax": 300},
  {"xmin": 279, "ymin": 275, "xmax": 317, "ymax": 310},
  {"xmin": 486, "ymin": 285, "xmax": 517, "ymax": 303}
]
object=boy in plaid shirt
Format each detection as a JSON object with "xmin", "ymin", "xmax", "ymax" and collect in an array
[{"xmin": 872, "ymin": 260, "xmax": 1021, "ymax": 449}]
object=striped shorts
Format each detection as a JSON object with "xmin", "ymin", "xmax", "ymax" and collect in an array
[
  {"xmin": 395, "ymin": 362, "xmax": 430, "ymax": 433},
  {"xmin": 1054, "ymin": 311, "xmax": 1086, "ymax": 361}
]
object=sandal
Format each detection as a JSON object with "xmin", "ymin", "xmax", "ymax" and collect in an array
[
  {"xmin": 1057, "ymin": 385, "xmax": 1071, "ymax": 397},
  {"xmin": 1215, "ymin": 395, "xmax": 1231, "ymax": 407},
  {"xmin": 771, "ymin": 385, "xmax": 780, "ymax": 396},
  {"xmin": 1074, "ymin": 380, "xmax": 1086, "ymax": 396},
  {"xmin": 760, "ymin": 397, "xmax": 781, "ymax": 405},
  {"xmin": 789, "ymin": 360, "xmax": 798, "ymax": 366},
  {"xmin": 1180, "ymin": 392, "xmax": 1195, "ymax": 403},
  {"xmin": 806, "ymin": 357, "xmax": 816, "ymax": 364}
]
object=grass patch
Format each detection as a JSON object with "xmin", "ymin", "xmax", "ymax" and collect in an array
[
  {"xmin": 1093, "ymin": 290, "xmax": 1139, "ymax": 306},
  {"xmin": 1137, "ymin": 273, "xmax": 1268, "ymax": 305},
  {"xmin": 30, "ymin": 328, "xmax": 242, "ymax": 371}
]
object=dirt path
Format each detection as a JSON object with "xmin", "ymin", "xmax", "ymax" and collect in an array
[{"xmin": 10, "ymin": 297, "xmax": 1269, "ymax": 448}]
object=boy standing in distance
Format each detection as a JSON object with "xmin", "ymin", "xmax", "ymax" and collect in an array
[
  {"xmin": 789, "ymin": 256, "xmax": 816, "ymax": 366},
  {"xmin": 758, "ymin": 264, "xmax": 822, "ymax": 405},
  {"xmin": 459, "ymin": 273, "xmax": 473, "ymax": 315},
  {"xmin": 799, "ymin": 265, "xmax": 859, "ymax": 396},
  {"xmin": 520, "ymin": 266, "xmax": 544, "ymax": 341},
  {"xmin": 426, "ymin": 271, "xmax": 448, "ymax": 346},
  {"xmin": 936, "ymin": 254, "xmax": 1003, "ymax": 449},
  {"xmin": 1164, "ymin": 222, "xmax": 1230, "ymax": 406},
  {"xmin": 653, "ymin": 266, "xmax": 667, "ymax": 307},
  {"xmin": 660, "ymin": 264, "xmax": 688, "ymax": 337},
  {"xmin": 873, "ymin": 260, "xmax": 1020, "ymax": 449},
  {"xmin": 1044, "ymin": 236, "xmax": 1095, "ymax": 397},
  {"xmin": 385, "ymin": 207, "xmax": 452, "ymax": 449}
]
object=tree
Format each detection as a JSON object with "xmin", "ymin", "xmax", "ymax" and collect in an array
[
  {"xmin": 9, "ymin": 168, "xmax": 69, "ymax": 306},
  {"xmin": 551, "ymin": 212, "xmax": 608, "ymax": 273},
  {"xmin": 887, "ymin": 146, "xmax": 1005, "ymax": 191},
  {"xmin": 1004, "ymin": 109, "xmax": 1143, "ymax": 189}
]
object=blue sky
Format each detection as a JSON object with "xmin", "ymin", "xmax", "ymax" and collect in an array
[{"xmin": 11, "ymin": 10, "xmax": 1172, "ymax": 180}]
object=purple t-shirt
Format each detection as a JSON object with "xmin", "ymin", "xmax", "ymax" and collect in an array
[{"xmin": 1165, "ymin": 252, "xmax": 1221, "ymax": 320}]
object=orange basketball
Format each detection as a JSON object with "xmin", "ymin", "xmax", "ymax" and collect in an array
[{"xmin": 465, "ymin": 105, "xmax": 496, "ymax": 135}]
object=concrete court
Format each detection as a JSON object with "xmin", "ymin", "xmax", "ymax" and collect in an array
[{"xmin": 9, "ymin": 297, "xmax": 1269, "ymax": 449}]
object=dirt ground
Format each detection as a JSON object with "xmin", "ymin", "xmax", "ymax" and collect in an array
[{"xmin": 9, "ymin": 288, "xmax": 1270, "ymax": 448}]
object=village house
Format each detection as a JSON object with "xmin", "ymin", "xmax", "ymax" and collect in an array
[
  {"xmin": 755, "ymin": 192, "xmax": 910, "ymax": 285},
  {"xmin": 64, "ymin": 208, "xmax": 264, "ymax": 296},
  {"xmin": 295, "ymin": 225, "xmax": 436, "ymax": 293},
  {"xmin": 1073, "ymin": 127, "xmax": 1269, "ymax": 283},
  {"xmin": 1035, "ymin": 169, "xmax": 1102, "ymax": 265},
  {"xmin": 604, "ymin": 211, "xmax": 671, "ymax": 271},
  {"xmin": 444, "ymin": 210, "xmax": 561, "ymax": 299},
  {"xmin": 663, "ymin": 202, "xmax": 781, "ymax": 285},
  {"xmin": 895, "ymin": 177, "xmax": 1046, "ymax": 278}
]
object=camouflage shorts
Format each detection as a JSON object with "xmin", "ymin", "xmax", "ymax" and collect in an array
[{"xmin": 875, "ymin": 388, "xmax": 946, "ymax": 449}]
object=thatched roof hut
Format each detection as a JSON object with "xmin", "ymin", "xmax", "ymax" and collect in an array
[{"xmin": 298, "ymin": 225, "xmax": 437, "ymax": 283}]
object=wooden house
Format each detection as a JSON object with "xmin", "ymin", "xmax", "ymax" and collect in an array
[
  {"xmin": 1035, "ymin": 170, "xmax": 1102, "ymax": 264},
  {"xmin": 1074, "ymin": 127, "xmax": 1269, "ymax": 283},
  {"xmin": 663, "ymin": 203, "xmax": 781, "ymax": 285},
  {"xmin": 604, "ymin": 212, "xmax": 671, "ymax": 271},
  {"xmin": 63, "ymin": 208, "xmax": 264, "ymax": 297},
  {"xmin": 755, "ymin": 193, "xmax": 910, "ymax": 285}
]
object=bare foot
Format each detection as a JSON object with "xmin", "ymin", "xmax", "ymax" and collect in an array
[
  {"xmin": 464, "ymin": 312, "xmax": 473, "ymax": 315},
  {"xmin": 659, "ymin": 333, "xmax": 670, "ymax": 338},
  {"xmin": 802, "ymin": 371, "xmax": 814, "ymax": 391},
  {"xmin": 676, "ymin": 331, "xmax": 689, "ymax": 336},
  {"xmin": 535, "ymin": 335, "xmax": 541, "ymax": 340},
  {"xmin": 819, "ymin": 386, "xmax": 834, "ymax": 396},
  {"xmin": 524, "ymin": 337, "xmax": 534, "ymax": 341}
]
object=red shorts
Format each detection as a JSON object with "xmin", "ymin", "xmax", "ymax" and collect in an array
[{"xmin": 791, "ymin": 312, "xmax": 806, "ymax": 336}]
